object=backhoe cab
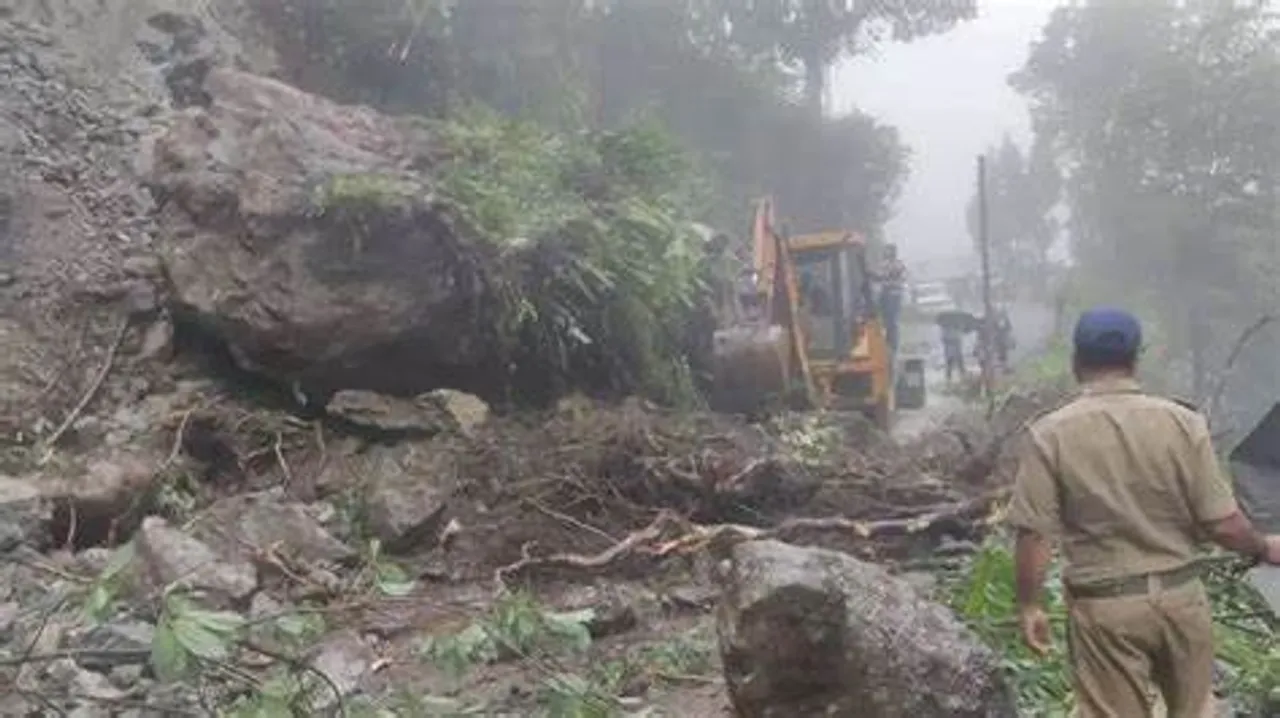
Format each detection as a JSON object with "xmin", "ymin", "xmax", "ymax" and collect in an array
[{"xmin": 709, "ymin": 198, "xmax": 894, "ymax": 429}]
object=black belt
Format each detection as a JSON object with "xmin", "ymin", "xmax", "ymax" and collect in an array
[{"xmin": 1065, "ymin": 563, "xmax": 1202, "ymax": 600}]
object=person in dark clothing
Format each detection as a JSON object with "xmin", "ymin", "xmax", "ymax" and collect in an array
[
  {"xmin": 995, "ymin": 309, "xmax": 1014, "ymax": 369},
  {"xmin": 941, "ymin": 321, "xmax": 966, "ymax": 382}
]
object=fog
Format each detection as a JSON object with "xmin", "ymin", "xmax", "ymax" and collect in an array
[{"xmin": 833, "ymin": 0, "xmax": 1058, "ymax": 267}]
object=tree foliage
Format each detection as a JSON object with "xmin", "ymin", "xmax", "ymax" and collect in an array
[
  {"xmin": 695, "ymin": 0, "xmax": 978, "ymax": 113},
  {"xmin": 966, "ymin": 135, "xmax": 1060, "ymax": 297},
  {"xmin": 1013, "ymin": 0, "xmax": 1280, "ymax": 407},
  {"xmin": 253, "ymin": 0, "xmax": 914, "ymax": 235}
]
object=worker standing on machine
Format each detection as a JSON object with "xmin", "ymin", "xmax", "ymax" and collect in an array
[
  {"xmin": 872, "ymin": 243, "xmax": 907, "ymax": 359},
  {"xmin": 1008, "ymin": 307, "xmax": 1280, "ymax": 718}
]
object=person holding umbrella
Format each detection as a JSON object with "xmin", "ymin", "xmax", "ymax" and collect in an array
[{"xmin": 936, "ymin": 309, "xmax": 978, "ymax": 383}]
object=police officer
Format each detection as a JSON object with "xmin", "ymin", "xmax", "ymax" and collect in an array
[{"xmin": 1008, "ymin": 307, "xmax": 1280, "ymax": 718}]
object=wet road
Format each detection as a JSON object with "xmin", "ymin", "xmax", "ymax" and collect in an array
[{"xmin": 891, "ymin": 302, "xmax": 1055, "ymax": 442}]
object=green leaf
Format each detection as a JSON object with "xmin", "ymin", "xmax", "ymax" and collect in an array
[
  {"xmin": 275, "ymin": 611, "xmax": 325, "ymax": 639},
  {"xmin": 171, "ymin": 615, "xmax": 232, "ymax": 661},
  {"xmin": 375, "ymin": 561, "xmax": 416, "ymax": 597},
  {"xmin": 544, "ymin": 609, "xmax": 595, "ymax": 653},
  {"xmin": 150, "ymin": 619, "xmax": 189, "ymax": 683},
  {"xmin": 82, "ymin": 584, "xmax": 114, "ymax": 624},
  {"xmin": 187, "ymin": 607, "xmax": 246, "ymax": 635},
  {"xmin": 101, "ymin": 541, "xmax": 136, "ymax": 581}
]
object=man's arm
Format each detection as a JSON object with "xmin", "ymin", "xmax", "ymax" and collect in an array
[
  {"xmin": 1008, "ymin": 430, "xmax": 1061, "ymax": 607},
  {"xmin": 1182, "ymin": 419, "xmax": 1277, "ymax": 562},
  {"xmin": 1206, "ymin": 512, "xmax": 1269, "ymax": 561},
  {"xmin": 1016, "ymin": 528, "xmax": 1054, "ymax": 607},
  {"xmin": 1008, "ymin": 429, "xmax": 1060, "ymax": 657}
]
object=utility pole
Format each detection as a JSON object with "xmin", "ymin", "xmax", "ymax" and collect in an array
[{"xmin": 977, "ymin": 154, "xmax": 995, "ymax": 415}]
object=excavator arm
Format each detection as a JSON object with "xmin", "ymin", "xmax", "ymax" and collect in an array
[{"xmin": 707, "ymin": 198, "xmax": 815, "ymax": 414}]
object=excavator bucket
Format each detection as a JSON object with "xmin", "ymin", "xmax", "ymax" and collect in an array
[
  {"xmin": 708, "ymin": 324, "xmax": 792, "ymax": 415},
  {"xmin": 1228, "ymin": 402, "xmax": 1280, "ymax": 615}
]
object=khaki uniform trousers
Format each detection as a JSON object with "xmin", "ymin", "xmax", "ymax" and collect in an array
[{"xmin": 1066, "ymin": 579, "xmax": 1216, "ymax": 718}]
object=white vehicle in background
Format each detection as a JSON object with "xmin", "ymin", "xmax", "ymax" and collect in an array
[{"xmin": 911, "ymin": 280, "xmax": 958, "ymax": 314}]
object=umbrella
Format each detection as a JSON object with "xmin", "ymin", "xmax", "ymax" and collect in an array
[{"xmin": 935, "ymin": 310, "xmax": 980, "ymax": 333}]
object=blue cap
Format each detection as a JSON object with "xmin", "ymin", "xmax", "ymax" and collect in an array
[{"xmin": 1074, "ymin": 307, "xmax": 1142, "ymax": 363}]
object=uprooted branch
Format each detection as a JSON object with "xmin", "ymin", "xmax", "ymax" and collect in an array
[{"xmin": 495, "ymin": 489, "xmax": 1011, "ymax": 585}]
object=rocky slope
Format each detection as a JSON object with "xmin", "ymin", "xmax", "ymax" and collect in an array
[{"xmin": 0, "ymin": 2, "xmax": 1054, "ymax": 716}]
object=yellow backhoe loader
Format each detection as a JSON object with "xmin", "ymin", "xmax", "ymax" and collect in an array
[{"xmin": 708, "ymin": 197, "xmax": 895, "ymax": 429}]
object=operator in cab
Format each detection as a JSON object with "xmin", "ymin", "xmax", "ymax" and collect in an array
[{"xmin": 1009, "ymin": 307, "xmax": 1280, "ymax": 718}]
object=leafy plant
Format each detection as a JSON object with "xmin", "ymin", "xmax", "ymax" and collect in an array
[
  {"xmin": 150, "ymin": 590, "xmax": 246, "ymax": 683},
  {"xmin": 81, "ymin": 540, "xmax": 136, "ymax": 624},
  {"xmin": 946, "ymin": 537, "xmax": 1074, "ymax": 716},
  {"xmin": 354, "ymin": 538, "xmax": 417, "ymax": 598},
  {"xmin": 537, "ymin": 672, "xmax": 625, "ymax": 718},
  {"xmin": 419, "ymin": 591, "xmax": 595, "ymax": 680},
  {"xmin": 949, "ymin": 538, "xmax": 1278, "ymax": 715}
]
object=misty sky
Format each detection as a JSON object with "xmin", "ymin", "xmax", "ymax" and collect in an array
[{"xmin": 832, "ymin": 0, "xmax": 1059, "ymax": 269}]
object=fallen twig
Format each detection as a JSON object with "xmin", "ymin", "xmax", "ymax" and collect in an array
[
  {"xmin": 38, "ymin": 317, "xmax": 130, "ymax": 463},
  {"xmin": 494, "ymin": 511, "xmax": 689, "ymax": 587}
]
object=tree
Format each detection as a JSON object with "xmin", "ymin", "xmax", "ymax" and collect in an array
[
  {"xmin": 254, "ymin": 0, "xmax": 915, "ymax": 236},
  {"xmin": 966, "ymin": 135, "xmax": 1059, "ymax": 299},
  {"xmin": 696, "ymin": 0, "xmax": 978, "ymax": 114},
  {"xmin": 1013, "ymin": 0, "xmax": 1280, "ymax": 402}
]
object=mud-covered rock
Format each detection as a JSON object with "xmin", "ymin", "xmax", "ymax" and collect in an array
[
  {"xmin": 363, "ymin": 442, "xmax": 456, "ymax": 554},
  {"xmin": 716, "ymin": 539, "xmax": 1016, "ymax": 718},
  {"xmin": 0, "ymin": 475, "xmax": 51, "ymax": 551},
  {"xmin": 193, "ymin": 492, "xmax": 354, "ymax": 566},
  {"xmin": 326, "ymin": 390, "xmax": 448, "ymax": 438},
  {"xmin": 73, "ymin": 620, "xmax": 155, "ymax": 671},
  {"xmin": 135, "ymin": 516, "xmax": 256, "ymax": 606},
  {"xmin": 306, "ymin": 629, "xmax": 377, "ymax": 710},
  {"xmin": 423, "ymin": 388, "xmax": 490, "ymax": 437}
]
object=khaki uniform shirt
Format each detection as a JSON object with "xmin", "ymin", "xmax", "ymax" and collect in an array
[{"xmin": 1007, "ymin": 377, "xmax": 1239, "ymax": 586}]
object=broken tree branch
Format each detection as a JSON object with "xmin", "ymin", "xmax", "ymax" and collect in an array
[{"xmin": 495, "ymin": 489, "xmax": 1011, "ymax": 584}]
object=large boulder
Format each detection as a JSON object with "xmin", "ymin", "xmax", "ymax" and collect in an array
[
  {"xmin": 143, "ymin": 67, "xmax": 502, "ymax": 399},
  {"xmin": 716, "ymin": 540, "xmax": 1016, "ymax": 718}
]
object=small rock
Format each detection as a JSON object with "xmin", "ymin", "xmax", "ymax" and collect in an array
[
  {"xmin": 0, "ymin": 475, "xmax": 51, "ymax": 552},
  {"xmin": 326, "ymin": 390, "xmax": 446, "ymax": 438},
  {"xmin": 249, "ymin": 592, "xmax": 284, "ymax": 621},
  {"xmin": 108, "ymin": 664, "xmax": 145, "ymax": 690},
  {"xmin": 664, "ymin": 585, "xmax": 717, "ymax": 611},
  {"xmin": 363, "ymin": 446, "xmax": 455, "ymax": 554},
  {"xmin": 74, "ymin": 620, "xmax": 154, "ymax": 671},
  {"xmin": 0, "ymin": 601, "xmax": 19, "ymax": 637},
  {"xmin": 421, "ymin": 389, "xmax": 489, "ymax": 437},
  {"xmin": 135, "ymin": 517, "xmax": 256, "ymax": 606},
  {"xmin": 195, "ymin": 494, "xmax": 354, "ymax": 566},
  {"xmin": 306, "ymin": 630, "xmax": 376, "ymax": 710},
  {"xmin": 136, "ymin": 316, "xmax": 174, "ymax": 361},
  {"xmin": 48, "ymin": 658, "xmax": 124, "ymax": 700}
]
